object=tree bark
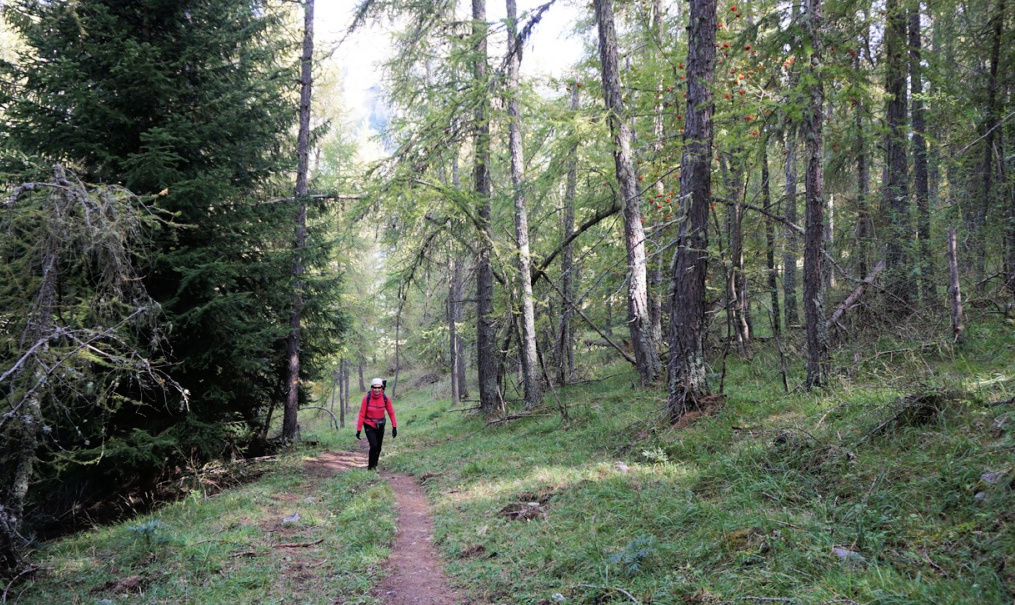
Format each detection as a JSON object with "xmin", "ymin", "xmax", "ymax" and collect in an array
[
  {"xmin": 948, "ymin": 227, "xmax": 965, "ymax": 343},
  {"xmin": 803, "ymin": 0, "xmax": 829, "ymax": 389},
  {"xmin": 724, "ymin": 157, "xmax": 750, "ymax": 353},
  {"xmin": 883, "ymin": 0, "xmax": 913, "ymax": 309},
  {"xmin": 667, "ymin": 0, "xmax": 716, "ymax": 420},
  {"xmin": 449, "ymin": 254, "xmax": 460, "ymax": 403},
  {"xmin": 980, "ymin": 0, "xmax": 1005, "ymax": 239},
  {"xmin": 594, "ymin": 0, "xmax": 660, "ymax": 385},
  {"xmin": 783, "ymin": 135, "xmax": 800, "ymax": 326},
  {"xmin": 473, "ymin": 0, "xmax": 499, "ymax": 416},
  {"xmin": 853, "ymin": 45, "xmax": 872, "ymax": 279},
  {"xmin": 283, "ymin": 0, "xmax": 314, "ymax": 441},
  {"xmin": 338, "ymin": 361, "xmax": 346, "ymax": 428},
  {"xmin": 909, "ymin": 4, "xmax": 934, "ymax": 305},
  {"xmin": 506, "ymin": 0, "xmax": 542, "ymax": 408},
  {"xmin": 762, "ymin": 140, "xmax": 780, "ymax": 337},
  {"xmin": 559, "ymin": 85, "xmax": 580, "ymax": 385}
]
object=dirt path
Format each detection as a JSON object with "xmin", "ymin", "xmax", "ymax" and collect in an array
[{"xmin": 307, "ymin": 444, "xmax": 463, "ymax": 605}]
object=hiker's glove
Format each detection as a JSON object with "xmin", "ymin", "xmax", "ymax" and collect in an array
[
  {"xmin": 392, "ymin": 427, "xmax": 398, "ymax": 438},
  {"xmin": 355, "ymin": 430, "xmax": 361, "ymax": 440}
]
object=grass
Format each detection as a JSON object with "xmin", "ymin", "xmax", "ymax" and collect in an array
[
  {"xmin": 16, "ymin": 452, "xmax": 395, "ymax": 604},
  {"xmin": 14, "ymin": 313, "xmax": 1015, "ymax": 604}
]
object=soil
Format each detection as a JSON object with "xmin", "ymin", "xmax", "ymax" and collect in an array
[{"xmin": 306, "ymin": 442, "xmax": 464, "ymax": 605}]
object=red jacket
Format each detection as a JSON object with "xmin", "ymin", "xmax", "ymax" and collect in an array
[{"xmin": 357, "ymin": 391, "xmax": 397, "ymax": 431}]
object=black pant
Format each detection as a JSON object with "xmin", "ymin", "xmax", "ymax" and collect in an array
[{"xmin": 364, "ymin": 423, "xmax": 385, "ymax": 469}]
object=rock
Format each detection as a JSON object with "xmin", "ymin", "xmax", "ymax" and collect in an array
[{"xmin": 832, "ymin": 546, "xmax": 866, "ymax": 565}]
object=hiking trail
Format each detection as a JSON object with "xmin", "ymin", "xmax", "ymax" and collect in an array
[{"xmin": 307, "ymin": 443, "xmax": 463, "ymax": 605}]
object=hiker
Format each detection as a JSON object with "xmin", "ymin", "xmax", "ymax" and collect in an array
[{"xmin": 356, "ymin": 378, "xmax": 398, "ymax": 470}]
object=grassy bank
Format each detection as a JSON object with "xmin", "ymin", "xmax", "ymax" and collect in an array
[
  {"xmin": 379, "ymin": 320, "xmax": 1015, "ymax": 604},
  {"xmin": 16, "ymin": 454, "xmax": 394, "ymax": 604},
  {"xmin": 15, "ymin": 315, "xmax": 1015, "ymax": 604}
]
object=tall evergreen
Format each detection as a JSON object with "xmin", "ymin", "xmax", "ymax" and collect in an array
[{"xmin": 3, "ymin": 0, "xmax": 322, "ymax": 471}]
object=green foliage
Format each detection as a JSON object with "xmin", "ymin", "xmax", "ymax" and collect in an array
[
  {"xmin": 0, "ymin": 0, "xmax": 349, "ymax": 555},
  {"xmin": 606, "ymin": 534, "xmax": 656, "ymax": 577}
]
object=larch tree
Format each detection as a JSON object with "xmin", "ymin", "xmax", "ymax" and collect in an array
[
  {"xmin": 472, "ymin": 0, "xmax": 500, "ymax": 416},
  {"xmin": 594, "ymin": 0, "xmax": 660, "ymax": 386},
  {"xmin": 667, "ymin": 0, "xmax": 717, "ymax": 419},
  {"xmin": 802, "ymin": 0, "xmax": 829, "ymax": 389},
  {"xmin": 505, "ymin": 0, "xmax": 541, "ymax": 409}
]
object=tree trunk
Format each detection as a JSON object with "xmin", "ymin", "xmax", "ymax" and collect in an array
[
  {"xmin": 449, "ymin": 254, "xmax": 460, "ymax": 403},
  {"xmin": 981, "ymin": 0, "xmax": 1005, "ymax": 238},
  {"xmin": 883, "ymin": 0, "xmax": 913, "ymax": 310},
  {"xmin": 506, "ymin": 0, "xmax": 542, "ymax": 408},
  {"xmin": 725, "ymin": 158, "xmax": 750, "ymax": 353},
  {"xmin": 783, "ymin": 135, "xmax": 800, "ymax": 326},
  {"xmin": 667, "ymin": 0, "xmax": 716, "ymax": 420},
  {"xmin": 948, "ymin": 227, "xmax": 965, "ymax": 343},
  {"xmin": 338, "ymin": 361, "xmax": 346, "ymax": 428},
  {"xmin": 825, "ymin": 194, "xmax": 835, "ymax": 290},
  {"xmin": 282, "ymin": 0, "xmax": 314, "ymax": 442},
  {"xmin": 803, "ymin": 0, "xmax": 829, "ymax": 389},
  {"xmin": 853, "ymin": 45, "xmax": 872, "ymax": 279},
  {"xmin": 473, "ymin": 0, "xmax": 499, "ymax": 416},
  {"xmin": 762, "ymin": 140, "xmax": 780, "ymax": 336},
  {"xmin": 649, "ymin": 0, "xmax": 667, "ymax": 350},
  {"xmin": 594, "ymin": 0, "xmax": 660, "ymax": 385},
  {"xmin": 909, "ymin": 4, "xmax": 933, "ymax": 305},
  {"xmin": 559, "ymin": 85, "xmax": 580, "ymax": 385}
]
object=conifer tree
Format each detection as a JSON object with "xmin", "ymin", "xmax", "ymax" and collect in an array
[{"xmin": 3, "ymin": 0, "xmax": 325, "ymax": 459}]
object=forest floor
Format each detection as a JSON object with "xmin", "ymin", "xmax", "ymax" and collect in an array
[{"xmin": 306, "ymin": 443, "xmax": 463, "ymax": 605}]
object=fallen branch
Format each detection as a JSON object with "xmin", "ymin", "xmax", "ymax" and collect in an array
[
  {"xmin": 538, "ymin": 274, "xmax": 636, "ymax": 365},
  {"xmin": 276, "ymin": 538, "xmax": 324, "ymax": 548},
  {"xmin": 2, "ymin": 566, "xmax": 37, "ymax": 604},
  {"xmin": 485, "ymin": 413, "xmax": 554, "ymax": 426},
  {"xmin": 826, "ymin": 258, "xmax": 886, "ymax": 331},
  {"xmin": 230, "ymin": 550, "xmax": 259, "ymax": 558}
]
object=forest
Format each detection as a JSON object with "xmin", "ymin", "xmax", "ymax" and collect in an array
[{"xmin": 1, "ymin": 0, "xmax": 1014, "ymax": 601}]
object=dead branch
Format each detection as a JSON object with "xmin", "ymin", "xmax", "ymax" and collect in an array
[
  {"xmin": 2, "ymin": 566, "xmax": 37, "ymax": 603},
  {"xmin": 485, "ymin": 413, "xmax": 554, "ymax": 426},
  {"xmin": 538, "ymin": 273, "xmax": 636, "ymax": 365},
  {"xmin": 276, "ymin": 538, "xmax": 324, "ymax": 548},
  {"xmin": 826, "ymin": 258, "xmax": 886, "ymax": 331},
  {"xmin": 532, "ymin": 201, "xmax": 621, "ymax": 286}
]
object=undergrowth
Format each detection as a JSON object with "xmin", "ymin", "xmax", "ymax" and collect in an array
[{"xmin": 14, "ymin": 313, "xmax": 1015, "ymax": 605}]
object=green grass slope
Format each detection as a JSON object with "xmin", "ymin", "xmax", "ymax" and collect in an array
[
  {"xmin": 16, "ymin": 317, "xmax": 1015, "ymax": 604},
  {"xmin": 378, "ymin": 321, "xmax": 1015, "ymax": 604}
]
